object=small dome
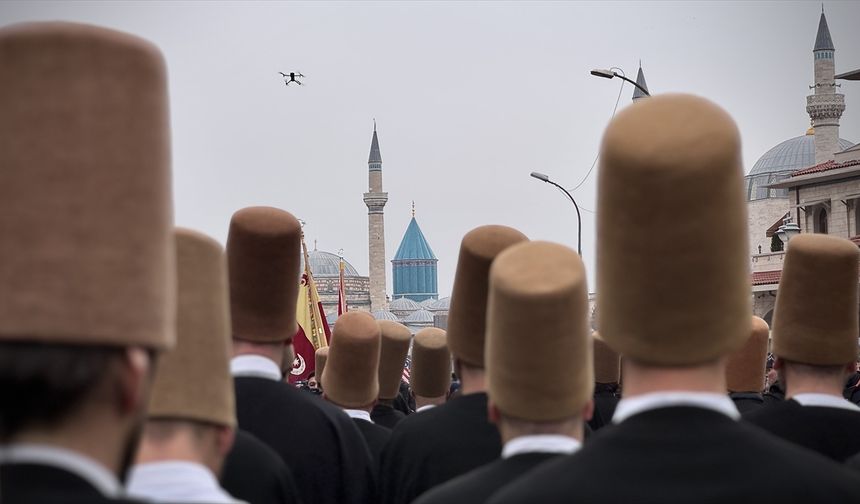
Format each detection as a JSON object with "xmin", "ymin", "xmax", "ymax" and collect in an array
[
  {"xmin": 402, "ymin": 309, "xmax": 434, "ymax": 324},
  {"xmin": 745, "ymin": 134, "xmax": 853, "ymax": 201},
  {"xmin": 420, "ymin": 298, "xmax": 436, "ymax": 308},
  {"xmin": 302, "ymin": 250, "xmax": 361, "ymax": 277},
  {"xmin": 372, "ymin": 310, "xmax": 400, "ymax": 322},
  {"xmin": 389, "ymin": 297, "xmax": 422, "ymax": 311},
  {"xmin": 429, "ymin": 297, "xmax": 450, "ymax": 311}
]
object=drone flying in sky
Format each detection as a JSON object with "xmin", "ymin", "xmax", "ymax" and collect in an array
[{"xmin": 278, "ymin": 71, "xmax": 304, "ymax": 86}]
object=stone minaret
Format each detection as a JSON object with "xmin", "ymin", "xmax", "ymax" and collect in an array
[
  {"xmin": 807, "ymin": 7, "xmax": 845, "ymax": 165},
  {"xmin": 364, "ymin": 122, "xmax": 388, "ymax": 311}
]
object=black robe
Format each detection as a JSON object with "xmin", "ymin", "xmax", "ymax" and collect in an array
[
  {"xmin": 587, "ymin": 383, "xmax": 619, "ymax": 430},
  {"xmin": 221, "ymin": 429, "xmax": 303, "ymax": 504},
  {"xmin": 763, "ymin": 383, "xmax": 785, "ymax": 403},
  {"xmin": 413, "ymin": 452, "xmax": 561, "ymax": 504},
  {"xmin": 744, "ymin": 398, "xmax": 860, "ymax": 462},
  {"xmin": 378, "ymin": 392, "xmax": 501, "ymax": 504},
  {"xmin": 371, "ymin": 402, "xmax": 406, "ymax": 429},
  {"xmin": 728, "ymin": 391, "xmax": 765, "ymax": 414},
  {"xmin": 844, "ymin": 372, "xmax": 860, "ymax": 405},
  {"xmin": 353, "ymin": 417, "xmax": 391, "ymax": 465},
  {"xmin": 234, "ymin": 376, "xmax": 375, "ymax": 504},
  {"xmin": 487, "ymin": 406, "xmax": 860, "ymax": 503},
  {"xmin": 0, "ymin": 463, "xmax": 143, "ymax": 504}
]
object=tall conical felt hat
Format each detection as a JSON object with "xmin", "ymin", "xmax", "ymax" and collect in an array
[
  {"xmin": 227, "ymin": 207, "xmax": 302, "ymax": 343},
  {"xmin": 487, "ymin": 241, "xmax": 592, "ymax": 421},
  {"xmin": 593, "ymin": 332, "xmax": 621, "ymax": 384},
  {"xmin": 725, "ymin": 317, "xmax": 769, "ymax": 393},
  {"xmin": 772, "ymin": 234, "xmax": 860, "ymax": 365},
  {"xmin": 378, "ymin": 320, "xmax": 412, "ymax": 400},
  {"xmin": 411, "ymin": 328, "xmax": 451, "ymax": 397},
  {"xmin": 148, "ymin": 229, "xmax": 235, "ymax": 427},
  {"xmin": 315, "ymin": 346, "xmax": 329, "ymax": 380},
  {"xmin": 597, "ymin": 94, "xmax": 750, "ymax": 365},
  {"xmin": 446, "ymin": 226, "xmax": 528, "ymax": 367},
  {"xmin": 321, "ymin": 312, "xmax": 380, "ymax": 408},
  {"xmin": 0, "ymin": 22, "xmax": 175, "ymax": 349}
]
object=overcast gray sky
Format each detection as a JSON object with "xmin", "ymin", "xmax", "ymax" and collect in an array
[{"xmin": 3, "ymin": 1, "xmax": 859, "ymax": 297}]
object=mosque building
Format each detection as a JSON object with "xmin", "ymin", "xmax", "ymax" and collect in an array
[
  {"xmin": 746, "ymin": 8, "xmax": 858, "ymax": 324},
  {"xmin": 310, "ymin": 124, "xmax": 448, "ymax": 331}
]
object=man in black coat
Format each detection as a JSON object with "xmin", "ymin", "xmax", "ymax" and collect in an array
[
  {"xmin": 415, "ymin": 241, "xmax": 593, "ymax": 504},
  {"xmin": 321, "ymin": 312, "xmax": 392, "ymax": 466},
  {"xmin": 227, "ymin": 207, "xmax": 375, "ymax": 504},
  {"xmin": 489, "ymin": 95, "xmax": 860, "ymax": 504},
  {"xmin": 589, "ymin": 334, "xmax": 621, "ymax": 430},
  {"xmin": 379, "ymin": 225, "xmax": 527, "ymax": 504},
  {"xmin": 725, "ymin": 317, "xmax": 770, "ymax": 414},
  {"xmin": 745, "ymin": 235, "xmax": 860, "ymax": 462},
  {"xmin": 372, "ymin": 321, "xmax": 413, "ymax": 429},
  {"xmin": 744, "ymin": 234, "xmax": 860, "ymax": 462},
  {"xmin": 0, "ymin": 21, "xmax": 174, "ymax": 504}
]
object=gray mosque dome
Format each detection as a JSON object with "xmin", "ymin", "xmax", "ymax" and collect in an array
[
  {"xmin": 745, "ymin": 131, "xmax": 853, "ymax": 201},
  {"xmin": 402, "ymin": 309, "xmax": 434, "ymax": 324},
  {"xmin": 371, "ymin": 310, "xmax": 400, "ymax": 321},
  {"xmin": 429, "ymin": 296, "xmax": 450, "ymax": 312},
  {"xmin": 302, "ymin": 249, "xmax": 361, "ymax": 277},
  {"xmin": 389, "ymin": 297, "xmax": 422, "ymax": 312}
]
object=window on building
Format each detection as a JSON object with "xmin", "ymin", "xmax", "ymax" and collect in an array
[
  {"xmin": 814, "ymin": 206, "xmax": 828, "ymax": 234},
  {"xmin": 855, "ymin": 202, "xmax": 860, "ymax": 237}
]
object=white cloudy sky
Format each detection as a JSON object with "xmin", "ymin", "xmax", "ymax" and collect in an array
[{"xmin": 3, "ymin": 1, "xmax": 859, "ymax": 297}]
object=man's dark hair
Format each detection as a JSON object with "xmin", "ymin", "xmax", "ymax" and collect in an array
[{"xmin": 0, "ymin": 341, "xmax": 125, "ymax": 441}]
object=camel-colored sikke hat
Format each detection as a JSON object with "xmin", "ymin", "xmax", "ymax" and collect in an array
[
  {"xmin": 315, "ymin": 346, "xmax": 329, "ymax": 380},
  {"xmin": 378, "ymin": 320, "xmax": 412, "ymax": 400},
  {"xmin": 0, "ymin": 22, "xmax": 175, "ymax": 350},
  {"xmin": 322, "ymin": 312, "xmax": 381, "ymax": 408},
  {"xmin": 148, "ymin": 229, "xmax": 235, "ymax": 427},
  {"xmin": 487, "ymin": 241, "xmax": 593, "ymax": 421},
  {"xmin": 772, "ymin": 234, "xmax": 860, "ymax": 365},
  {"xmin": 725, "ymin": 317, "xmax": 770, "ymax": 393},
  {"xmin": 411, "ymin": 328, "xmax": 451, "ymax": 397},
  {"xmin": 593, "ymin": 333, "xmax": 621, "ymax": 384},
  {"xmin": 597, "ymin": 94, "xmax": 750, "ymax": 366},
  {"xmin": 447, "ymin": 225, "xmax": 528, "ymax": 367},
  {"xmin": 227, "ymin": 207, "xmax": 302, "ymax": 343}
]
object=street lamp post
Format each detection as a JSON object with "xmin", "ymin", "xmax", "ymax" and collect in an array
[
  {"xmin": 590, "ymin": 68, "xmax": 651, "ymax": 97},
  {"xmin": 530, "ymin": 172, "xmax": 582, "ymax": 256},
  {"xmin": 775, "ymin": 216, "xmax": 801, "ymax": 249}
]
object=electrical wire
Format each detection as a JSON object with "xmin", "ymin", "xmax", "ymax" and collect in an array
[{"xmin": 569, "ymin": 72, "xmax": 628, "ymax": 194}]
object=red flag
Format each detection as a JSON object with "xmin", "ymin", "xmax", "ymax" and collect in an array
[{"xmin": 289, "ymin": 236, "xmax": 331, "ymax": 384}]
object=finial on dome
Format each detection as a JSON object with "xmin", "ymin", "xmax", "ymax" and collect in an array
[
  {"xmin": 806, "ymin": 126, "xmax": 815, "ymax": 135},
  {"xmin": 412, "ymin": 200, "xmax": 416, "ymax": 218}
]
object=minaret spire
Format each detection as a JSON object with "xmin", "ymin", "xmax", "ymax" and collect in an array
[
  {"xmin": 632, "ymin": 62, "xmax": 649, "ymax": 102},
  {"xmin": 363, "ymin": 122, "xmax": 388, "ymax": 311},
  {"xmin": 807, "ymin": 6, "xmax": 844, "ymax": 164}
]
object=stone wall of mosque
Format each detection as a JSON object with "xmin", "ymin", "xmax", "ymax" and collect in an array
[
  {"xmin": 790, "ymin": 176, "xmax": 860, "ymax": 238},
  {"xmin": 747, "ymin": 198, "xmax": 789, "ymax": 256},
  {"xmin": 315, "ymin": 275, "xmax": 372, "ymax": 314}
]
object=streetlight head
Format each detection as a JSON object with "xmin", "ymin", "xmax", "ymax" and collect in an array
[
  {"xmin": 530, "ymin": 172, "xmax": 550, "ymax": 182},
  {"xmin": 590, "ymin": 69, "xmax": 616, "ymax": 80}
]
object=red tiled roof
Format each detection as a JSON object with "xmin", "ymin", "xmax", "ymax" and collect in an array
[
  {"xmin": 751, "ymin": 270, "xmax": 781, "ymax": 286},
  {"xmin": 791, "ymin": 158, "xmax": 860, "ymax": 177}
]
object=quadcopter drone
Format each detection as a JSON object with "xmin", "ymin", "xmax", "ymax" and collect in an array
[{"xmin": 279, "ymin": 71, "xmax": 304, "ymax": 86}]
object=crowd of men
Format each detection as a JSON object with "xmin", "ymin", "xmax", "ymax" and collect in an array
[{"xmin": 1, "ymin": 21, "xmax": 860, "ymax": 504}]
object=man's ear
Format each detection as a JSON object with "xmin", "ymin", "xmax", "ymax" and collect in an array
[
  {"xmin": 582, "ymin": 398, "xmax": 595, "ymax": 422},
  {"xmin": 487, "ymin": 400, "xmax": 501, "ymax": 425},
  {"xmin": 117, "ymin": 347, "xmax": 153, "ymax": 416},
  {"xmin": 216, "ymin": 426, "xmax": 236, "ymax": 458}
]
